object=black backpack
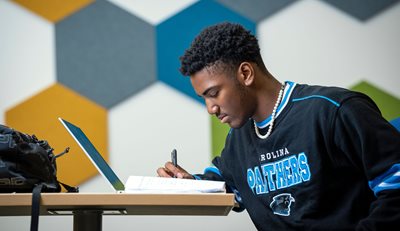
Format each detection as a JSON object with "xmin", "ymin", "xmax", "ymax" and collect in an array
[{"xmin": 0, "ymin": 124, "xmax": 78, "ymax": 231}]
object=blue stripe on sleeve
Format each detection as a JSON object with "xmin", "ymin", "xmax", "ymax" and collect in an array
[
  {"xmin": 192, "ymin": 174, "xmax": 202, "ymax": 180},
  {"xmin": 204, "ymin": 166, "xmax": 222, "ymax": 177},
  {"xmin": 369, "ymin": 163, "xmax": 400, "ymax": 196},
  {"xmin": 292, "ymin": 95, "xmax": 340, "ymax": 107},
  {"xmin": 192, "ymin": 166, "xmax": 222, "ymax": 180}
]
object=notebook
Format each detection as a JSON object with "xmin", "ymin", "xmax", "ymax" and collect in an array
[{"xmin": 58, "ymin": 118, "xmax": 226, "ymax": 194}]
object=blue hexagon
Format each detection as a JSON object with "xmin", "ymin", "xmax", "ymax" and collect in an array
[
  {"xmin": 156, "ymin": 0, "xmax": 256, "ymax": 104},
  {"xmin": 56, "ymin": 1, "xmax": 155, "ymax": 108}
]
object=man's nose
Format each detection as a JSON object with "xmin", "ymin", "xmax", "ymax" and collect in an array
[{"xmin": 206, "ymin": 100, "xmax": 219, "ymax": 115}]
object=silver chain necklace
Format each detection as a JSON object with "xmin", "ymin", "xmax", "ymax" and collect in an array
[{"xmin": 254, "ymin": 83, "xmax": 285, "ymax": 139}]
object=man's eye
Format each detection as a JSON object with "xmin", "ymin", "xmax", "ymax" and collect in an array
[{"xmin": 209, "ymin": 91, "xmax": 218, "ymax": 97}]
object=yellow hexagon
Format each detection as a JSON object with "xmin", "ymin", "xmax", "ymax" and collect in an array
[
  {"xmin": 12, "ymin": 0, "xmax": 94, "ymax": 23},
  {"xmin": 5, "ymin": 83, "xmax": 107, "ymax": 189}
]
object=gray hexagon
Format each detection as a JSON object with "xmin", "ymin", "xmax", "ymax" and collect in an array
[
  {"xmin": 217, "ymin": 0, "xmax": 298, "ymax": 22},
  {"xmin": 321, "ymin": 0, "xmax": 400, "ymax": 21},
  {"xmin": 56, "ymin": 1, "xmax": 155, "ymax": 108}
]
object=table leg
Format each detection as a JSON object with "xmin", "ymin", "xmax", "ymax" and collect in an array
[{"xmin": 73, "ymin": 210, "xmax": 103, "ymax": 231}]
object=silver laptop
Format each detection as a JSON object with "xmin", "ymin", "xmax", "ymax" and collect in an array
[{"xmin": 58, "ymin": 117, "xmax": 125, "ymax": 192}]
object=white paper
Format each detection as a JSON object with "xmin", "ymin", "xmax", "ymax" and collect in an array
[{"xmin": 125, "ymin": 176, "xmax": 226, "ymax": 194}]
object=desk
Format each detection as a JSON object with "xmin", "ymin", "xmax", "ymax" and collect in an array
[{"xmin": 0, "ymin": 193, "xmax": 235, "ymax": 231}]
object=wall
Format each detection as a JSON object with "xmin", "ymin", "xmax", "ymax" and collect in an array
[{"xmin": 1, "ymin": 0, "xmax": 399, "ymax": 230}]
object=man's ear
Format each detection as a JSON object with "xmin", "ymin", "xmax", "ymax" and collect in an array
[{"xmin": 237, "ymin": 62, "xmax": 254, "ymax": 86}]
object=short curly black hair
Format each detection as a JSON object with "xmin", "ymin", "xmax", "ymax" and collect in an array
[{"xmin": 179, "ymin": 22, "xmax": 265, "ymax": 76}]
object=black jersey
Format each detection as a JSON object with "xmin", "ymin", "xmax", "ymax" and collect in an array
[{"xmin": 195, "ymin": 81, "xmax": 400, "ymax": 231}]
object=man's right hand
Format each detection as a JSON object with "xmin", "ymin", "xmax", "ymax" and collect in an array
[{"xmin": 157, "ymin": 162, "xmax": 194, "ymax": 179}]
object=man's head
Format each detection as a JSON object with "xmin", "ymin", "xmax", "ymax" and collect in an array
[
  {"xmin": 179, "ymin": 22, "xmax": 268, "ymax": 128},
  {"xmin": 179, "ymin": 22, "xmax": 265, "ymax": 77}
]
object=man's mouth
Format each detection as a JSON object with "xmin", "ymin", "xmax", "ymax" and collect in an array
[{"xmin": 218, "ymin": 114, "xmax": 228, "ymax": 123}]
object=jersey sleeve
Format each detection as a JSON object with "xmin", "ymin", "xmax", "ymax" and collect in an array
[
  {"xmin": 332, "ymin": 94, "xmax": 400, "ymax": 229},
  {"xmin": 193, "ymin": 156, "xmax": 245, "ymax": 212}
]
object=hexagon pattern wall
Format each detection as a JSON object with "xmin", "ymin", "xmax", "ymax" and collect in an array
[
  {"xmin": 321, "ymin": 0, "xmax": 400, "ymax": 21},
  {"xmin": 5, "ymin": 83, "xmax": 108, "ymax": 186},
  {"xmin": 1, "ymin": 0, "xmax": 399, "ymax": 229},
  {"xmin": 2, "ymin": 0, "xmax": 400, "ymax": 187},
  {"xmin": 56, "ymin": 0, "xmax": 156, "ymax": 108},
  {"xmin": 13, "ymin": 0, "xmax": 94, "ymax": 22},
  {"xmin": 157, "ymin": 0, "xmax": 256, "ymax": 104}
]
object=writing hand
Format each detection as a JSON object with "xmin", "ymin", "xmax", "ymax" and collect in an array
[{"xmin": 157, "ymin": 162, "xmax": 194, "ymax": 179}]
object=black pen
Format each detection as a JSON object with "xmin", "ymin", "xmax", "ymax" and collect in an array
[
  {"xmin": 171, "ymin": 149, "xmax": 177, "ymax": 167},
  {"xmin": 171, "ymin": 149, "xmax": 177, "ymax": 178}
]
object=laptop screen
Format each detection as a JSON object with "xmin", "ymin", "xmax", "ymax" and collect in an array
[{"xmin": 59, "ymin": 118, "xmax": 125, "ymax": 191}]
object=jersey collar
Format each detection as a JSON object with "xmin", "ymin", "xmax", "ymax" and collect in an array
[{"xmin": 255, "ymin": 81, "xmax": 297, "ymax": 129}]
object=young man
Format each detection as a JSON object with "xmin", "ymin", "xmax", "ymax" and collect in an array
[{"xmin": 157, "ymin": 22, "xmax": 400, "ymax": 230}]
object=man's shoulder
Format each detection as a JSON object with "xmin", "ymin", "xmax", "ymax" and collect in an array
[{"xmin": 292, "ymin": 82, "xmax": 364, "ymax": 105}]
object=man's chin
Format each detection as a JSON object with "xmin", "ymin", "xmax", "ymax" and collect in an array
[{"xmin": 228, "ymin": 120, "xmax": 246, "ymax": 129}]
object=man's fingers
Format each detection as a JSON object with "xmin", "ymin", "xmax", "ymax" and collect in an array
[
  {"xmin": 158, "ymin": 162, "xmax": 194, "ymax": 179},
  {"xmin": 156, "ymin": 167, "xmax": 173, "ymax": 178},
  {"xmin": 165, "ymin": 161, "xmax": 180, "ymax": 175}
]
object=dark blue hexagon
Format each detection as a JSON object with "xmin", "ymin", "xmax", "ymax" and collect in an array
[
  {"xmin": 156, "ymin": 0, "xmax": 256, "ymax": 105},
  {"xmin": 56, "ymin": 0, "xmax": 155, "ymax": 108},
  {"xmin": 321, "ymin": 0, "xmax": 400, "ymax": 21},
  {"xmin": 217, "ymin": 0, "xmax": 298, "ymax": 22}
]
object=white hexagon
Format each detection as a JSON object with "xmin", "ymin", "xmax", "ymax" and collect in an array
[
  {"xmin": 107, "ymin": 82, "xmax": 211, "ymax": 183},
  {"xmin": 107, "ymin": 0, "xmax": 198, "ymax": 25},
  {"xmin": 258, "ymin": 0, "xmax": 400, "ymax": 98},
  {"xmin": 0, "ymin": 0, "xmax": 55, "ymax": 124}
]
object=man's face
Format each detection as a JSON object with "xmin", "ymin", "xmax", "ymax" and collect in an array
[{"xmin": 190, "ymin": 67, "xmax": 254, "ymax": 128}]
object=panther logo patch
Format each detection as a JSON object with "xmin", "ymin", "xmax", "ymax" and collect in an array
[{"xmin": 269, "ymin": 193, "xmax": 295, "ymax": 216}]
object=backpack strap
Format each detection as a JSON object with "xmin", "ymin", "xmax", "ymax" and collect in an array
[
  {"xmin": 30, "ymin": 184, "xmax": 43, "ymax": 231},
  {"xmin": 29, "ymin": 182, "xmax": 78, "ymax": 231}
]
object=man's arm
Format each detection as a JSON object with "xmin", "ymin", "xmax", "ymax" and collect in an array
[{"xmin": 334, "ymin": 94, "xmax": 400, "ymax": 229}]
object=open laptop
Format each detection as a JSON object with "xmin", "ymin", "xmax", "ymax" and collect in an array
[
  {"xmin": 58, "ymin": 117, "xmax": 125, "ymax": 193},
  {"xmin": 59, "ymin": 117, "xmax": 226, "ymax": 195}
]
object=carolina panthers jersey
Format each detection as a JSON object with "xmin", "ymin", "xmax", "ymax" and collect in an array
[{"xmin": 195, "ymin": 81, "xmax": 400, "ymax": 231}]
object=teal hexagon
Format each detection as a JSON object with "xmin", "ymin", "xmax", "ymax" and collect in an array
[{"xmin": 156, "ymin": 0, "xmax": 256, "ymax": 105}]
